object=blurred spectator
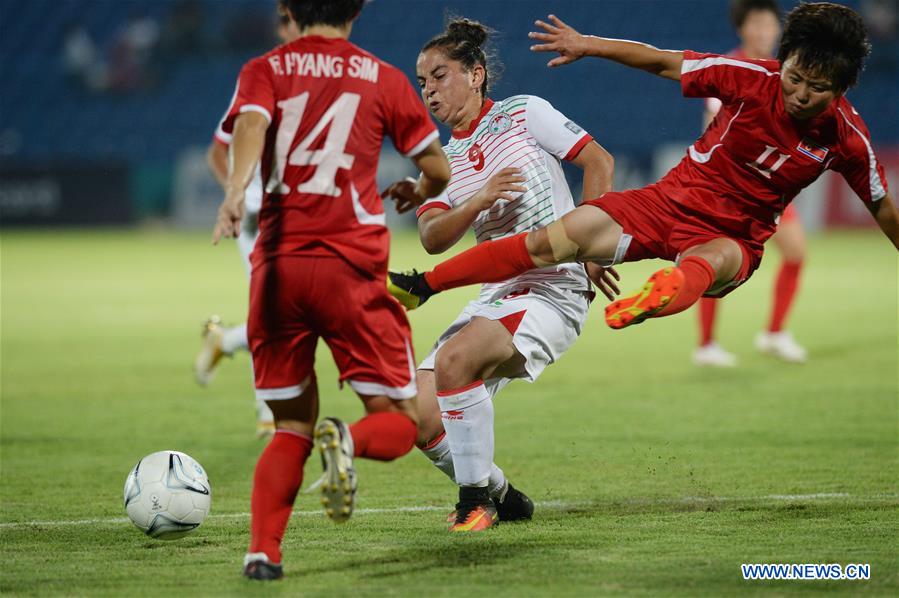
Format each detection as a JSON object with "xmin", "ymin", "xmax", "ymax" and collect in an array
[
  {"xmin": 160, "ymin": 0, "xmax": 206, "ymax": 56},
  {"xmin": 109, "ymin": 12, "xmax": 161, "ymax": 93},
  {"xmin": 224, "ymin": 5, "xmax": 273, "ymax": 52},
  {"xmin": 861, "ymin": 0, "xmax": 898, "ymax": 71},
  {"xmin": 62, "ymin": 23, "xmax": 108, "ymax": 92}
]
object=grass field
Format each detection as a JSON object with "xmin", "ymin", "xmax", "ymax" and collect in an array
[{"xmin": 1, "ymin": 228, "xmax": 896, "ymax": 596}]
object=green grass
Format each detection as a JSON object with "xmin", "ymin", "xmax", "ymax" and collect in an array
[{"xmin": 1, "ymin": 228, "xmax": 896, "ymax": 596}]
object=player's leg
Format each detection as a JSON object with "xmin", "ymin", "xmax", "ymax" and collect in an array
[
  {"xmin": 756, "ymin": 214, "xmax": 807, "ymax": 362},
  {"xmin": 244, "ymin": 378, "xmax": 318, "ymax": 580},
  {"xmin": 692, "ymin": 298, "xmax": 737, "ymax": 367},
  {"xmin": 388, "ymin": 205, "xmax": 622, "ymax": 309},
  {"xmin": 242, "ymin": 257, "xmax": 317, "ymax": 580},
  {"xmin": 312, "ymin": 261, "xmax": 421, "ymax": 522},
  {"xmin": 431, "ymin": 316, "xmax": 524, "ymax": 531},
  {"xmin": 606, "ymin": 238, "xmax": 745, "ymax": 329},
  {"xmin": 193, "ymin": 214, "xmax": 256, "ymax": 386},
  {"xmin": 415, "ymin": 368, "xmax": 529, "ymax": 522}
]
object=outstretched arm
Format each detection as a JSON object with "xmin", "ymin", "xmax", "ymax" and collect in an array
[
  {"xmin": 529, "ymin": 14, "xmax": 683, "ymax": 81},
  {"xmin": 212, "ymin": 111, "xmax": 268, "ymax": 244},
  {"xmin": 868, "ymin": 193, "xmax": 899, "ymax": 250}
]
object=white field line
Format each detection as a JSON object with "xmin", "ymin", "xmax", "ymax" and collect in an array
[{"xmin": 1, "ymin": 492, "xmax": 895, "ymax": 530}]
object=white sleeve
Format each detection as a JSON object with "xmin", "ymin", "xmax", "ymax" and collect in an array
[
  {"xmin": 524, "ymin": 95, "xmax": 593, "ymax": 161},
  {"xmin": 415, "ymin": 189, "xmax": 453, "ymax": 218}
]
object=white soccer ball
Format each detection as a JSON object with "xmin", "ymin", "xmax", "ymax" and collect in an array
[{"xmin": 123, "ymin": 450, "xmax": 212, "ymax": 540}]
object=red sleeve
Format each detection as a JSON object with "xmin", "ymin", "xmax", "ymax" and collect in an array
[
  {"xmin": 832, "ymin": 105, "xmax": 889, "ymax": 204},
  {"xmin": 680, "ymin": 50, "xmax": 778, "ymax": 105},
  {"xmin": 382, "ymin": 66, "xmax": 439, "ymax": 157},
  {"xmin": 220, "ymin": 56, "xmax": 276, "ymax": 136}
]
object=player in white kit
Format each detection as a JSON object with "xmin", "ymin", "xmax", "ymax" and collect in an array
[
  {"xmin": 384, "ymin": 19, "xmax": 617, "ymax": 531},
  {"xmin": 194, "ymin": 2, "xmax": 300, "ymax": 438}
]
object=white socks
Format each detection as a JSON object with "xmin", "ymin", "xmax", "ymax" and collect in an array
[
  {"xmin": 221, "ymin": 323, "xmax": 249, "ymax": 354},
  {"xmin": 420, "ymin": 434, "xmax": 507, "ymax": 496},
  {"xmin": 436, "ymin": 380, "xmax": 494, "ymax": 488}
]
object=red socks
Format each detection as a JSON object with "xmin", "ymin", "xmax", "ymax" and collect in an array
[
  {"xmin": 769, "ymin": 260, "xmax": 802, "ymax": 332},
  {"xmin": 657, "ymin": 256, "xmax": 716, "ymax": 317},
  {"xmin": 249, "ymin": 430, "xmax": 313, "ymax": 564},
  {"xmin": 698, "ymin": 297, "xmax": 718, "ymax": 346},
  {"xmin": 424, "ymin": 232, "xmax": 535, "ymax": 292},
  {"xmin": 350, "ymin": 411, "xmax": 417, "ymax": 461}
]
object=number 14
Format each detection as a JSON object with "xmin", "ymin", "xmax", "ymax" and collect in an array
[{"xmin": 266, "ymin": 92, "xmax": 361, "ymax": 197}]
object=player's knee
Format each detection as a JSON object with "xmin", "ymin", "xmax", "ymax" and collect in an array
[{"xmin": 433, "ymin": 344, "xmax": 471, "ymax": 382}]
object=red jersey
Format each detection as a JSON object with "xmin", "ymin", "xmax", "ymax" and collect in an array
[
  {"xmin": 657, "ymin": 50, "xmax": 889, "ymax": 250},
  {"xmin": 221, "ymin": 36, "xmax": 438, "ymax": 276}
]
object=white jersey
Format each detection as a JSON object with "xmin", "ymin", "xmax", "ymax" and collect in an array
[
  {"xmin": 214, "ymin": 124, "xmax": 264, "ymax": 214},
  {"xmin": 416, "ymin": 95, "xmax": 593, "ymax": 295}
]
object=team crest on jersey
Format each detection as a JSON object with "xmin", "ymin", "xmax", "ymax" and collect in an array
[
  {"xmin": 488, "ymin": 112, "xmax": 513, "ymax": 135},
  {"xmin": 468, "ymin": 143, "xmax": 485, "ymax": 171},
  {"xmin": 796, "ymin": 138, "xmax": 829, "ymax": 162}
]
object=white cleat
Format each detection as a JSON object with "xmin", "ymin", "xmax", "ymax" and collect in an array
[
  {"xmin": 255, "ymin": 421, "xmax": 275, "ymax": 440},
  {"xmin": 755, "ymin": 331, "xmax": 807, "ymax": 363},
  {"xmin": 692, "ymin": 342, "xmax": 738, "ymax": 368},
  {"xmin": 313, "ymin": 417, "xmax": 357, "ymax": 524},
  {"xmin": 255, "ymin": 402, "xmax": 275, "ymax": 439},
  {"xmin": 194, "ymin": 316, "xmax": 226, "ymax": 387}
]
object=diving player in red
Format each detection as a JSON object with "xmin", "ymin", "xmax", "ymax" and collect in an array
[
  {"xmin": 694, "ymin": 0, "xmax": 809, "ymax": 367},
  {"xmin": 388, "ymin": 3, "xmax": 898, "ymax": 332},
  {"xmin": 212, "ymin": 0, "xmax": 450, "ymax": 581}
]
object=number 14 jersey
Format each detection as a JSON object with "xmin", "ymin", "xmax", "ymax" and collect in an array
[{"xmin": 220, "ymin": 35, "xmax": 438, "ymax": 275}]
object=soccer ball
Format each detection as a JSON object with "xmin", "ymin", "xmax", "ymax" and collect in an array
[{"xmin": 123, "ymin": 450, "xmax": 212, "ymax": 540}]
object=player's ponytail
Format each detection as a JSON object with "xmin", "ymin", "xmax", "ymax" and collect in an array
[{"xmin": 422, "ymin": 18, "xmax": 502, "ymax": 97}]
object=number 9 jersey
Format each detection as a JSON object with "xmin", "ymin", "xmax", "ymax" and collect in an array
[{"xmin": 219, "ymin": 35, "xmax": 439, "ymax": 276}]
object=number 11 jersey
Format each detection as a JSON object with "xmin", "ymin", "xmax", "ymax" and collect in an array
[{"xmin": 220, "ymin": 35, "xmax": 438, "ymax": 275}]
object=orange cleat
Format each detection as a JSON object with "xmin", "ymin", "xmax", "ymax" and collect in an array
[
  {"xmin": 449, "ymin": 503, "xmax": 498, "ymax": 532},
  {"xmin": 605, "ymin": 266, "xmax": 685, "ymax": 329}
]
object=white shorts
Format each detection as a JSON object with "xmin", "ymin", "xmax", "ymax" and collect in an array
[
  {"xmin": 237, "ymin": 210, "xmax": 259, "ymax": 277},
  {"xmin": 419, "ymin": 283, "xmax": 591, "ymax": 396}
]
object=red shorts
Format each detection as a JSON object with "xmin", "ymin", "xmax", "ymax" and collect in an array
[
  {"xmin": 584, "ymin": 185, "xmax": 763, "ymax": 298},
  {"xmin": 248, "ymin": 256, "xmax": 416, "ymax": 401}
]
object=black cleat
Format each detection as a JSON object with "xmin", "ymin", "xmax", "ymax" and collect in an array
[
  {"xmin": 387, "ymin": 269, "xmax": 436, "ymax": 310},
  {"xmin": 242, "ymin": 554, "xmax": 283, "ymax": 580},
  {"xmin": 494, "ymin": 482, "xmax": 534, "ymax": 522}
]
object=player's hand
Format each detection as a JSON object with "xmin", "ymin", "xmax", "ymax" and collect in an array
[
  {"xmin": 529, "ymin": 15, "xmax": 587, "ymax": 67},
  {"xmin": 381, "ymin": 177, "xmax": 424, "ymax": 214},
  {"xmin": 469, "ymin": 167, "xmax": 527, "ymax": 212},
  {"xmin": 586, "ymin": 262, "xmax": 620, "ymax": 301},
  {"xmin": 212, "ymin": 186, "xmax": 245, "ymax": 244}
]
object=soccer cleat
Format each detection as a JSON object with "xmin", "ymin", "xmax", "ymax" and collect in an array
[
  {"xmin": 692, "ymin": 342, "xmax": 738, "ymax": 368},
  {"xmin": 755, "ymin": 331, "xmax": 807, "ymax": 363},
  {"xmin": 450, "ymin": 503, "xmax": 498, "ymax": 532},
  {"xmin": 387, "ymin": 270, "xmax": 435, "ymax": 310},
  {"xmin": 255, "ymin": 421, "xmax": 276, "ymax": 440},
  {"xmin": 194, "ymin": 316, "xmax": 226, "ymax": 387},
  {"xmin": 493, "ymin": 482, "xmax": 534, "ymax": 522},
  {"xmin": 605, "ymin": 267, "xmax": 685, "ymax": 329},
  {"xmin": 314, "ymin": 417, "xmax": 357, "ymax": 524},
  {"xmin": 449, "ymin": 486, "xmax": 497, "ymax": 532},
  {"xmin": 242, "ymin": 553, "xmax": 283, "ymax": 581}
]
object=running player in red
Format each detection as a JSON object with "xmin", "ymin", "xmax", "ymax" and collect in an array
[
  {"xmin": 388, "ymin": 3, "xmax": 898, "ymax": 333},
  {"xmin": 694, "ymin": 0, "xmax": 809, "ymax": 367},
  {"xmin": 212, "ymin": 0, "xmax": 450, "ymax": 580},
  {"xmin": 195, "ymin": 0, "xmax": 301, "ymax": 439},
  {"xmin": 384, "ymin": 18, "xmax": 616, "ymax": 532}
]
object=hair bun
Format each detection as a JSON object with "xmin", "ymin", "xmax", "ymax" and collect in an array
[{"xmin": 446, "ymin": 18, "xmax": 489, "ymax": 48}]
